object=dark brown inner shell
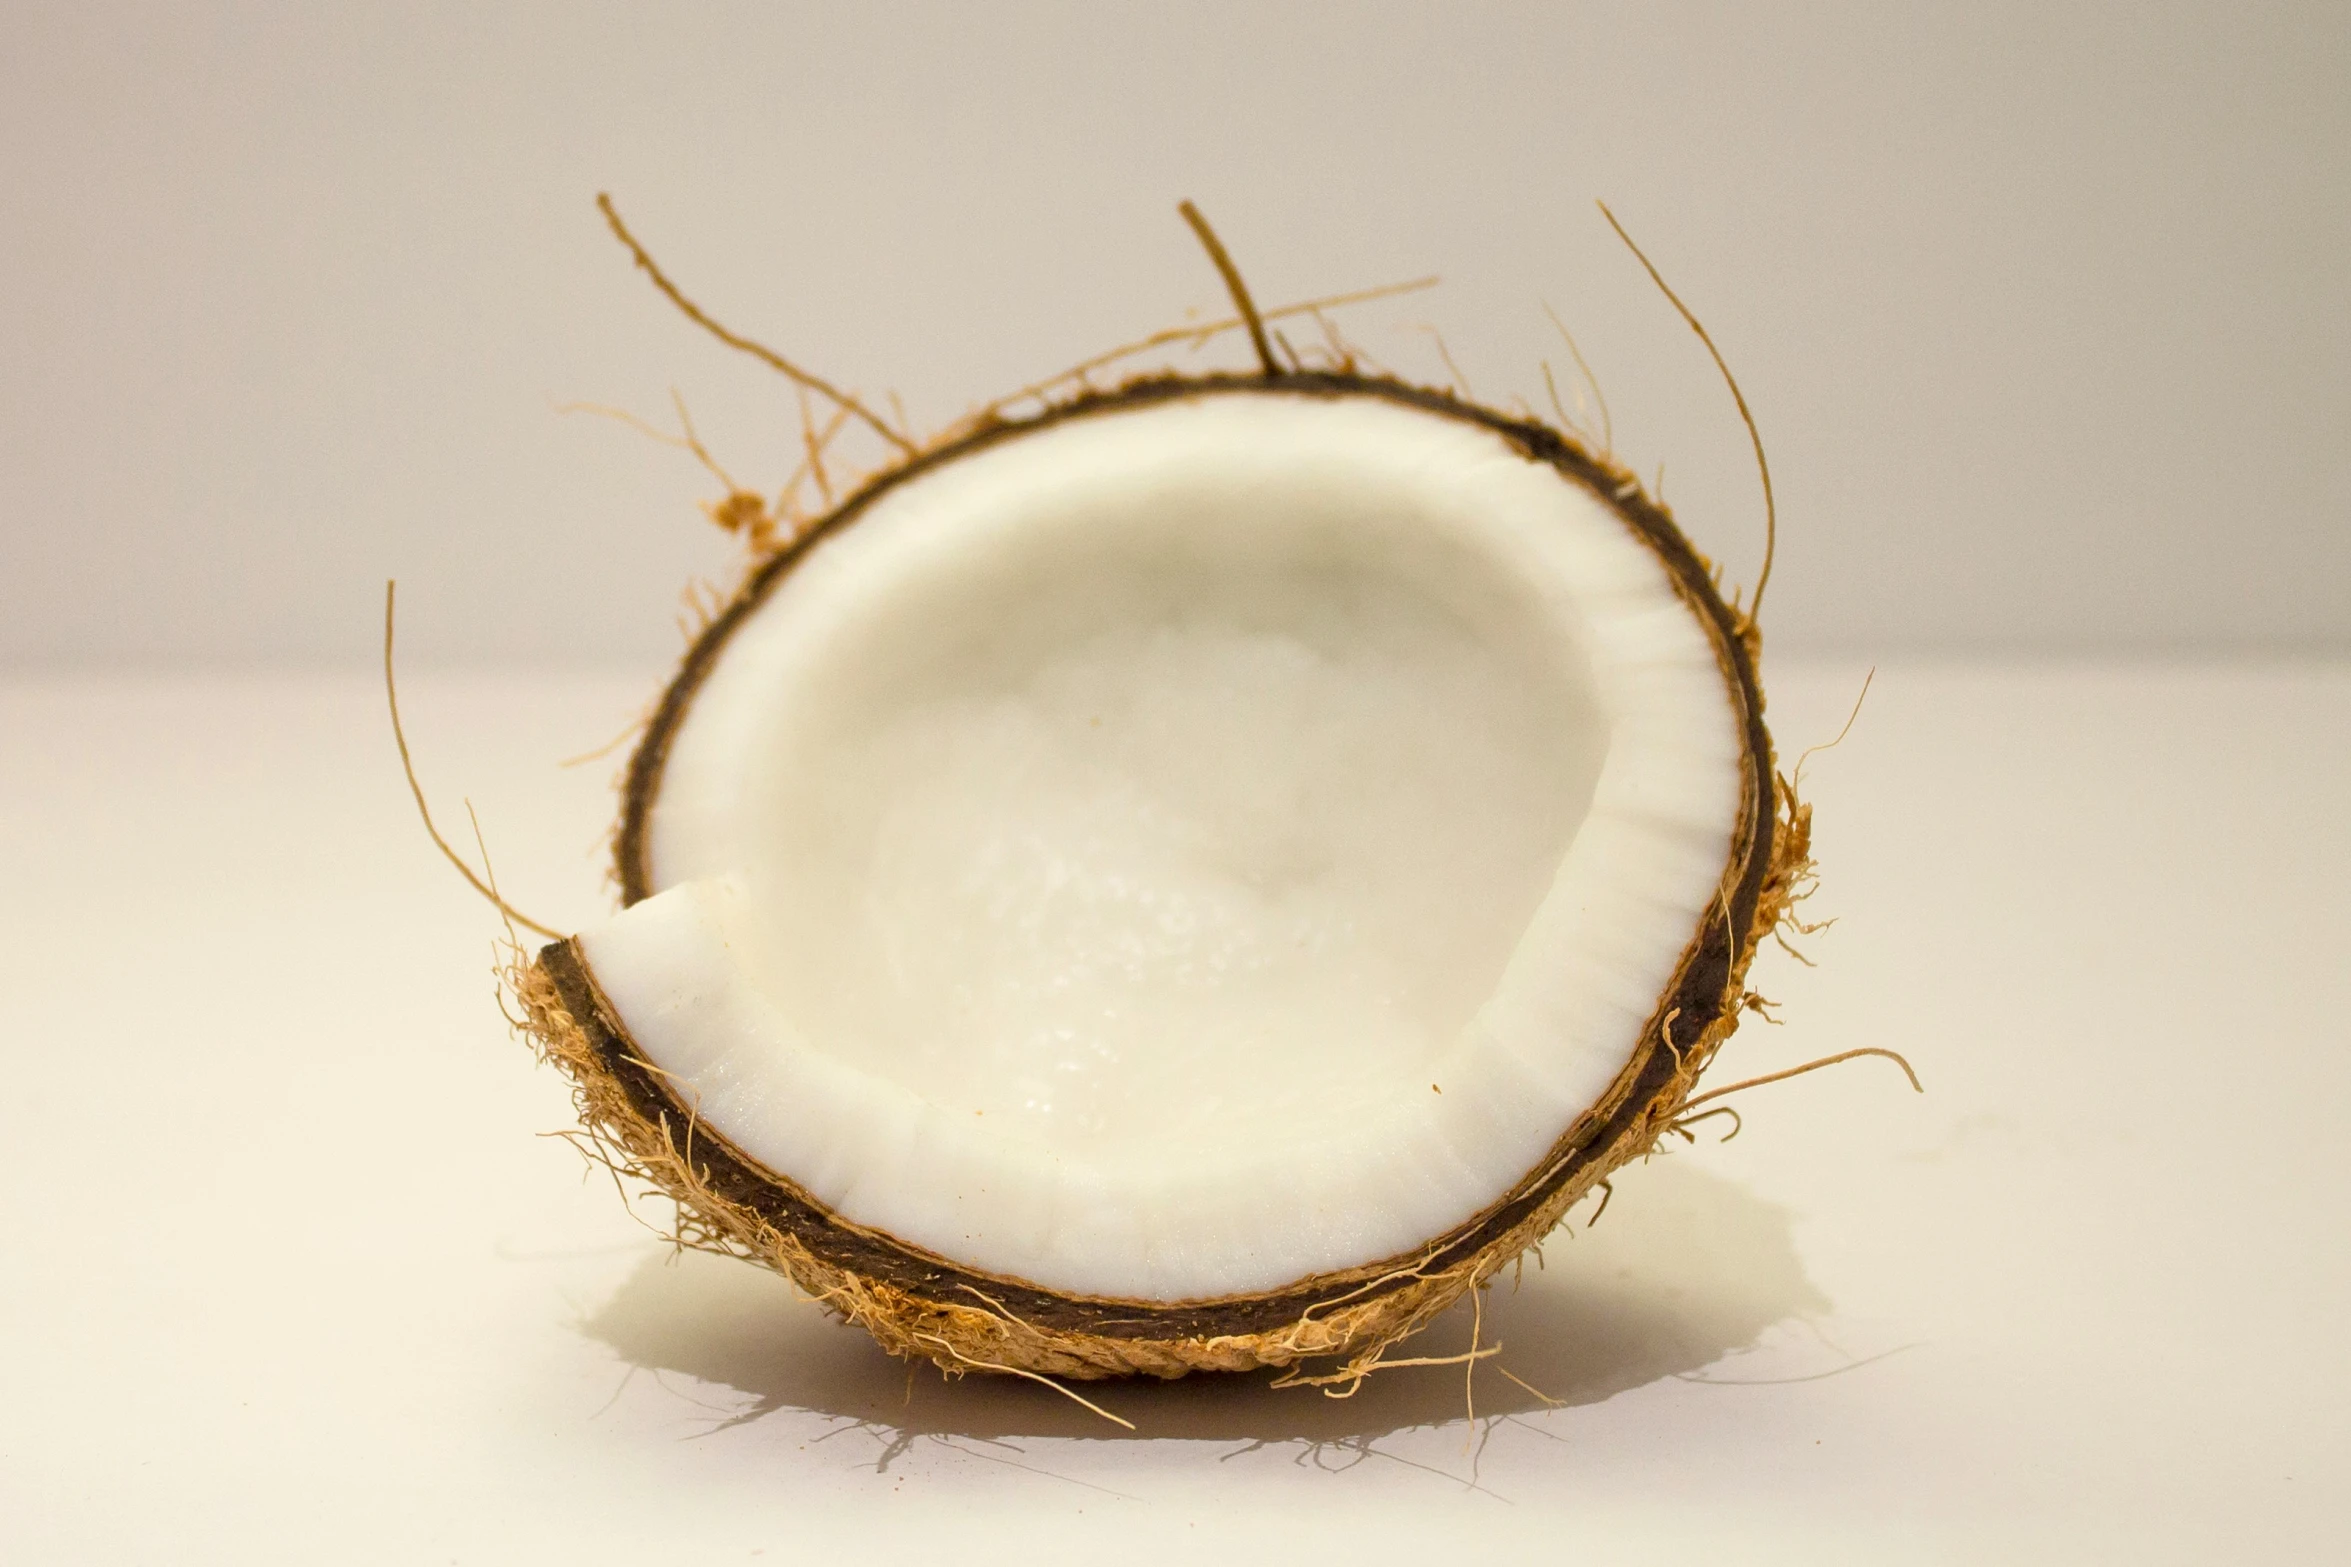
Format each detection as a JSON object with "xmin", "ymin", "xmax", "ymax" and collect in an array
[{"xmin": 541, "ymin": 372, "xmax": 1774, "ymax": 1339}]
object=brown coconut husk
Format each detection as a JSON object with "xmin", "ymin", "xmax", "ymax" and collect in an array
[{"xmin": 451, "ymin": 196, "xmax": 1912, "ymax": 1396}]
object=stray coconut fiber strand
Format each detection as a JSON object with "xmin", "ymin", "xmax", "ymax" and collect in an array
[{"xmin": 388, "ymin": 198, "xmax": 1918, "ymax": 1414}]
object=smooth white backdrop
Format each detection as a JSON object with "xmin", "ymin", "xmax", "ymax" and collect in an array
[{"xmin": 3, "ymin": 0, "xmax": 2345, "ymax": 667}]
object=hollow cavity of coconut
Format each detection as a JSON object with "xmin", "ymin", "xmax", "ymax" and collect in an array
[{"xmin": 514, "ymin": 373, "xmax": 1795, "ymax": 1385}]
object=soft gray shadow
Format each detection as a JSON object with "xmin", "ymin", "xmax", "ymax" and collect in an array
[{"xmin": 580, "ymin": 1155, "xmax": 1828, "ymax": 1446}]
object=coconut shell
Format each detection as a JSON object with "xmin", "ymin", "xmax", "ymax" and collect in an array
[{"xmin": 510, "ymin": 372, "xmax": 1802, "ymax": 1386}]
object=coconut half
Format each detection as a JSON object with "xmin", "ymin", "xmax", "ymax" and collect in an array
[{"xmin": 515, "ymin": 370, "xmax": 1801, "ymax": 1384}]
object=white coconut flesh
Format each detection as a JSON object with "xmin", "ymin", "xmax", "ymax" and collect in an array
[{"xmin": 575, "ymin": 391, "xmax": 1745, "ymax": 1302}]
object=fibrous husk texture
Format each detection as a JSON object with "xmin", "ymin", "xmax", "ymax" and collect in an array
[{"xmin": 507, "ymin": 790, "xmax": 1807, "ymax": 1390}]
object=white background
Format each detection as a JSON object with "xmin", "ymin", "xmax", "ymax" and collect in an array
[
  {"xmin": 2, "ymin": 0, "xmax": 2345, "ymax": 667},
  {"xmin": 3, "ymin": 4, "xmax": 2347, "ymax": 1561},
  {"xmin": 6, "ymin": 666, "xmax": 2345, "ymax": 1561}
]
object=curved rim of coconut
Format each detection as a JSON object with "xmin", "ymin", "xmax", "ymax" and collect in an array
[{"xmin": 512, "ymin": 369, "xmax": 1801, "ymax": 1385}]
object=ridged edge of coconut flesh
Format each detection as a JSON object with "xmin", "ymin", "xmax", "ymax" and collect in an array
[{"xmin": 507, "ymin": 371, "xmax": 1808, "ymax": 1387}]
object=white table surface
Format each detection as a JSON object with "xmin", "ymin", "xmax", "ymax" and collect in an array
[{"xmin": 3, "ymin": 660, "xmax": 2345, "ymax": 1562}]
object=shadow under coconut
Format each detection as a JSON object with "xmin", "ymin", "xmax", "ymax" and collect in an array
[{"xmin": 580, "ymin": 1154, "xmax": 1827, "ymax": 1448}]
